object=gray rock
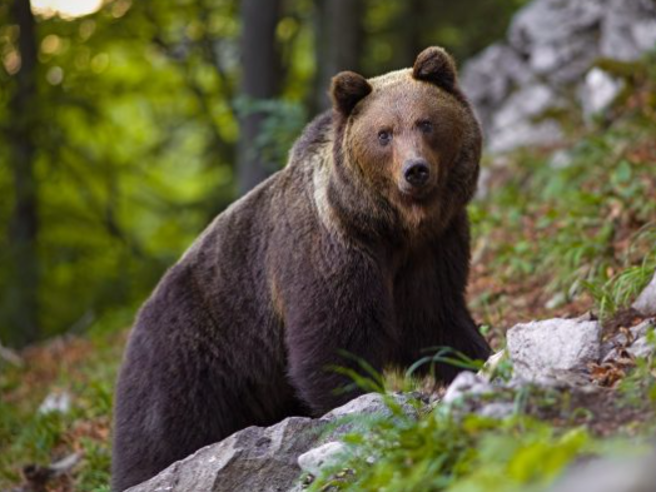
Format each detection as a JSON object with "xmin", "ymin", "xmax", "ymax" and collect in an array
[
  {"xmin": 549, "ymin": 452, "xmax": 656, "ymax": 492},
  {"xmin": 487, "ymin": 84, "xmax": 565, "ymax": 153},
  {"xmin": 297, "ymin": 441, "xmax": 346, "ymax": 476},
  {"xmin": 461, "ymin": 0, "xmax": 656, "ymax": 154},
  {"xmin": 626, "ymin": 320, "xmax": 655, "ymax": 359},
  {"xmin": 632, "ymin": 319, "xmax": 655, "ymax": 340},
  {"xmin": 38, "ymin": 391, "xmax": 72, "ymax": 415},
  {"xmin": 509, "ymin": 0, "xmax": 604, "ymax": 49},
  {"xmin": 509, "ymin": 0, "xmax": 604, "ymax": 84},
  {"xmin": 545, "ymin": 291, "xmax": 568, "ymax": 309},
  {"xmin": 633, "ymin": 271, "xmax": 656, "ymax": 316},
  {"xmin": 632, "ymin": 20, "xmax": 656, "ymax": 53},
  {"xmin": 321, "ymin": 392, "xmax": 420, "ymax": 421},
  {"xmin": 548, "ymin": 150, "xmax": 573, "ymax": 169},
  {"xmin": 489, "ymin": 119, "xmax": 564, "ymax": 155},
  {"xmin": 319, "ymin": 392, "xmax": 426, "ymax": 445},
  {"xmin": 507, "ymin": 318, "xmax": 602, "ymax": 381},
  {"xmin": 442, "ymin": 371, "xmax": 494, "ymax": 404},
  {"xmin": 600, "ymin": 319, "xmax": 655, "ymax": 362},
  {"xmin": 627, "ymin": 336, "xmax": 654, "ymax": 360},
  {"xmin": 579, "ymin": 68, "xmax": 624, "ymax": 119},
  {"xmin": 126, "ymin": 393, "xmax": 425, "ymax": 492},
  {"xmin": 475, "ymin": 166, "xmax": 493, "ymax": 200},
  {"xmin": 477, "ymin": 402, "xmax": 515, "ymax": 420},
  {"xmin": 600, "ymin": 0, "xmax": 656, "ymax": 61},
  {"xmin": 492, "ymin": 84, "xmax": 557, "ymax": 129},
  {"xmin": 461, "ymin": 43, "xmax": 532, "ymax": 130},
  {"xmin": 126, "ymin": 417, "xmax": 325, "ymax": 492}
]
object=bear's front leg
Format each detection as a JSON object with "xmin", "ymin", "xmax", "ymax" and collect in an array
[{"xmin": 280, "ymin": 245, "xmax": 397, "ymax": 415}]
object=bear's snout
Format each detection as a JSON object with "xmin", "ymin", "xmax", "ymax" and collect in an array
[{"xmin": 402, "ymin": 159, "xmax": 430, "ymax": 188}]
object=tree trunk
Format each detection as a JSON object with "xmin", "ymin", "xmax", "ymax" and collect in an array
[
  {"xmin": 6, "ymin": 0, "xmax": 39, "ymax": 347},
  {"xmin": 398, "ymin": 0, "xmax": 426, "ymax": 67},
  {"xmin": 237, "ymin": 0, "xmax": 282, "ymax": 195},
  {"xmin": 312, "ymin": 0, "xmax": 363, "ymax": 113}
]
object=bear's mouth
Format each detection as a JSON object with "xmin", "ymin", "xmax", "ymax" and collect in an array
[{"xmin": 397, "ymin": 182, "xmax": 435, "ymax": 203}]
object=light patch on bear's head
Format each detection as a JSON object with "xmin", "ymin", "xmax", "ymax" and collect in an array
[{"xmin": 367, "ymin": 68, "xmax": 412, "ymax": 89}]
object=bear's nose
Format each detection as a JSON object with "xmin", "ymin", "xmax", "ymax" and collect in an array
[{"xmin": 403, "ymin": 160, "xmax": 430, "ymax": 187}]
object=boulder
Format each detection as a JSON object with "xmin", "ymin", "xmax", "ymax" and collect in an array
[
  {"xmin": 442, "ymin": 371, "xmax": 495, "ymax": 404},
  {"xmin": 578, "ymin": 68, "xmax": 624, "ymax": 119},
  {"xmin": 508, "ymin": 0, "xmax": 604, "ymax": 84},
  {"xmin": 507, "ymin": 318, "xmax": 602, "ymax": 381},
  {"xmin": 125, "ymin": 417, "xmax": 325, "ymax": 492},
  {"xmin": 297, "ymin": 441, "xmax": 346, "ymax": 477},
  {"xmin": 633, "ymin": 271, "xmax": 656, "ymax": 316},
  {"xmin": 321, "ymin": 392, "xmax": 421, "ymax": 421}
]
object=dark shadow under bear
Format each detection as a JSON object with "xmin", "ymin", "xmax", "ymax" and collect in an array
[{"xmin": 111, "ymin": 47, "xmax": 490, "ymax": 491}]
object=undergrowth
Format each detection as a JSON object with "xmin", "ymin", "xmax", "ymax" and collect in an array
[
  {"xmin": 469, "ymin": 63, "xmax": 656, "ymax": 326},
  {"xmin": 309, "ymin": 410, "xmax": 597, "ymax": 492},
  {"xmin": 0, "ymin": 324, "xmax": 123, "ymax": 491},
  {"xmin": 310, "ymin": 336, "xmax": 656, "ymax": 492}
]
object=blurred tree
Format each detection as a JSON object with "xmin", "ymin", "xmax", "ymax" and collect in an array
[
  {"xmin": 237, "ymin": 0, "xmax": 283, "ymax": 194},
  {"xmin": 4, "ymin": 0, "xmax": 40, "ymax": 347},
  {"xmin": 312, "ymin": 0, "xmax": 364, "ymax": 113},
  {"xmin": 361, "ymin": 0, "xmax": 527, "ymax": 74}
]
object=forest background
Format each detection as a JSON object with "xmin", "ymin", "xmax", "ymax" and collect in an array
[{"xmin": 0, "ymin": 0, "xmax": 527, "ymax": 348}]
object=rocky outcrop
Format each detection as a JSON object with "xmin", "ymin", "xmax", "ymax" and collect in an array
[
  {"xmin": 461, "ymin": 0, "xmax": 656, "ymax": 153},
  {"xmin": 125, "ymin": 393, "xmax": 425, "ymax": 492},
  {"xmin": 125, "ymin": 417, "xmax": 324, "ymax": 492}
]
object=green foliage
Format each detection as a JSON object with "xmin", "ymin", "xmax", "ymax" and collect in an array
[
  {"xmin": 77, "ymin": 437, "xmax": 112, "ymax": 492},
  {"xmin": 1, "ymin": 1, "xmax": 241, "ymax": 344},
  {"xmin": 362, "ymin": 0, "xmax": 529, "ymax": 73},
  {"xmin": 310, "ymin": 409, "xmax": 595, "ymax": 492},
  {"xmin": 583, "ymin": 235, "xmax": 656, "ymax": 319},
  {"xmin": 406, "ymin": 347, "xmax": 486, "ymax": 380},
  {"xmin": 619, "ymin": 324, "xmax": 656, "ymax": 407},
  {"xmin": 470, "ymin": 112, "xmax": 656, "ymax": 314},
  {"xmin": 234, "ymin": 97, "xmax": 308, "ymax": 169},
  {"xmin": 0, "ymin": 330, "xmax": 121, "ymax": 488}
]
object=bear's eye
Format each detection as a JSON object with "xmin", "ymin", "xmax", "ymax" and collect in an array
[
  {"xmin": 378, "ymin": 130, "xmax": 392, "ymax": 146},
  {"xmin": 418, "ymin": 120, "xmax": 433, "ymax": 134}
]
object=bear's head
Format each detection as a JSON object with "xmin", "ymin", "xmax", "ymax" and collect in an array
[{"xmin": 328, "ymin": 47, "xmax": 481, "ymax": 238}]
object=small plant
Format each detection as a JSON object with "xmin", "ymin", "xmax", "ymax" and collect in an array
[
  {"xmin": 584, "ymin": 226, "xmax": 656, "ymax": 319},
  {"xmin": 405, "ymin": 346, "xmax": 486, "ymax": 380}
]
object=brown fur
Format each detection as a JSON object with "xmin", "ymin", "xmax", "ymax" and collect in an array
[{"xmin": 111, "ymin": 47, "xmax": 490, "ymax": 491}]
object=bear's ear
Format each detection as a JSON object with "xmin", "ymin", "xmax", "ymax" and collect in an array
[
  {"xmin": 412, "ymin": 47, "xmax": 457, "ymax": 92},
  {"xmin": 330, "ymin": 71, "xmax": 373, "ymax": 115}
]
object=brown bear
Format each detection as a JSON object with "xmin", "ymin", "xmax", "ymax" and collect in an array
[{"xmin": 111, "ymin": 46, "xmax": 490, "ymax": 491}]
